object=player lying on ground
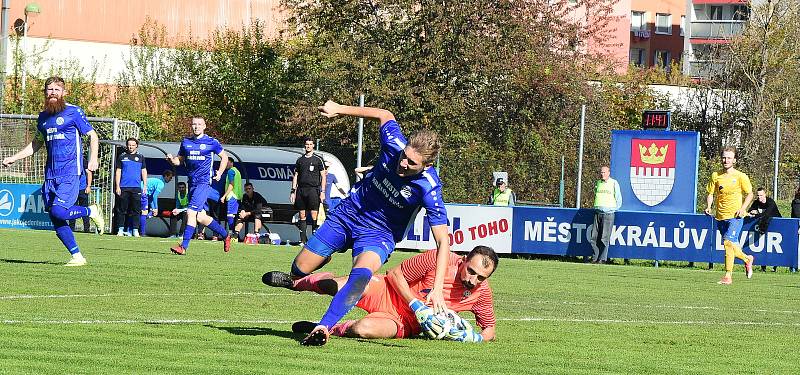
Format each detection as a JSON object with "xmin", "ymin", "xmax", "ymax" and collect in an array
[
  {"xmin": 263, "ymin": 100, "xmax": 452, "ymax": 346},
  {"xmin": 265, "ymin": 246, "xmax": 497, "ymax": 342}
]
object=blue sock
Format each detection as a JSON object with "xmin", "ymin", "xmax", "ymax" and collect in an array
[
  {"xmin": 291, "ymin": 262, "xmax": 309, "ymax": 278},
  {"xmin": 182, "ymin": 224, "xmax": 195, "ymax": 249},
  {"xmin": 318, "ymin": 267, "xmax": 372, "ymax": 329},
  {"xmin": 51, "ymin": 214, "xmax": 79, "ymax": 255},
  {"xmin": 227, "ymin": 216, "xmax": 235, "ymax": 230},
  {"xmin": 206, "ymin": 220, "xmax": 228, "ymax": 238},
  {"xmin": 50, "ymin": 205, "xmax": 90, "ymax": 220},
  {"xmin": 139, "ymin": 215, "xmax": 147, "ymax": 236}
]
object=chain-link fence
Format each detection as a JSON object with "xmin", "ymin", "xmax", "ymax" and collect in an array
[{"xmin": 0, "ymin": 114, "xmax": 139, "ymax": 233}]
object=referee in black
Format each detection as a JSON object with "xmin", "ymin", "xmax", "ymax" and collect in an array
[{"xmin": 290, "ymin": 137, "xmax": 327, "ymax": 244}]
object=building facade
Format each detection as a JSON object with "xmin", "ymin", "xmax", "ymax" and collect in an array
[
  {"xmin": 682, "ymin": 0, "xmax": 750, "ymax": 78},
  {"xmin": 629, "ymin": 0, "xmax": 687, "ymax": 71},
  {"xmin": 3, "ymin": 0, "xmax": 284, "ymax": 84}
]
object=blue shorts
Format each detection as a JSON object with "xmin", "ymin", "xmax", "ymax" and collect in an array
[
  {"xmin": 42, "ymin": 175, "xmax": 79, "ymax": 210},
  {"xmin": 188, "ymin": 184, "xmax": 211, "ymax": 212},
  {"xmin": 227, "ymin": 198, "xmax": 239, "ymax": 218},
  {"xmin": 717, "ymin": 218, "xmax": 743, "ymax": 243},
  {"xmin": 306, "ymin": 209, "xmax": 395, "ymax": 264}
]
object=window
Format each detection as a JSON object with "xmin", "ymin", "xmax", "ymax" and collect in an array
[
  {"xmin": 630, "ymin": 48, "xmax": 646, "ymax": 66},
  {"xmin": 732, "ymin": 5, "xmax": 749, "ymax": 20},
  {"xmin": 631, "ymin": 11, "xmax": 646, "ymax": 32},
  {"xmin": 655, "ymin": 50, "xmax": 671, "ymax": 70},
  {"xmin": 655, "ymin": 13, "xmax": 671, "ymax": 35},
  {"xmin": 710, "ymin": 6, "xmax": 723, "ymax": 20},
  {"xmin": 680, "ymin": 15, "xmax": 685, "ymax": 36}
]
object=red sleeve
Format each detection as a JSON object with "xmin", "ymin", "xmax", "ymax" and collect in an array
[
  {"xmin": 399, "ymin": 250, "xmax": 438, "ymax": 283},
  {"xmin": 472, "ymin": 283, "xmax": 496, "ymax": 329}
]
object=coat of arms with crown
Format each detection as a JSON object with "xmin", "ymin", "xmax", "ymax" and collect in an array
[{"xmin": 629, "ymin": 139, "xmax": 676, "ymax": 206}]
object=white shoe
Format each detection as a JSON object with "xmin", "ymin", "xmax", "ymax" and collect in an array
[
  {"xmin": 64, "ymin": 257, "xmax": 87, "ymax": 267},
  {"xmin": 87, "ymin": 205, "xmax": 105, "ymax": 235},
  {"xmin": 117, "ymin": 231, "xmax": 125, "ymax": 237},
  {"xmin": 132, "ymin": 229, "xmax": 140, "ymax": 237}
]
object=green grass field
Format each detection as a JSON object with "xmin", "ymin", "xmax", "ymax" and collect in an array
[{"xmin": 1, "ymin": 229, "xmax": 799, "ymax": 374}]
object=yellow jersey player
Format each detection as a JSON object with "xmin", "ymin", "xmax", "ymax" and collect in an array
[{"xmin": 705, "ymin": 147, "xmax": 755, "ymax": 285}]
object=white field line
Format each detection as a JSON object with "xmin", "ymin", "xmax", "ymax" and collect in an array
[
  {"xmin": 1, "ymin": 319, "xmax": 296, "ymax": 325},
  {"xmin": 1, "ymin": 317, "xmax": 799, "ymax": 327},
  {"xmin": 0, "ymin": 292, "xmax": 299, "ymax": 300},
  {"xmin": 497, "ymin": 317, "xmax": 800, "ymax": 327},
  {"xmin": 501, "ymin": 299, "xmax": 800, "ymax": 315}
]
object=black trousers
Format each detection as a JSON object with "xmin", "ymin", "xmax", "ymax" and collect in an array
[{"xmin": 114, "ymin": 188, "xmax": 142, "ymax": 230}]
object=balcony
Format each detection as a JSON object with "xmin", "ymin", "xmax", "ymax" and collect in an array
[
  {"xmin": 687, "ymin": 60, "xmax": 728, "ymax": 79},
  {"xmin": 690, "ymin": 20, "xmax": 745, "ymax": 39}
]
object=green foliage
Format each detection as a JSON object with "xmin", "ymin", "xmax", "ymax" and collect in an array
[{"xmin": 1, "ymin": 229, "xmax": 799, "ymax": 374}]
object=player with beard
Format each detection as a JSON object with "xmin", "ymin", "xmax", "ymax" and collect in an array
[
  {"xmin": 281, "ymin": 246, "xmax": 498, "ymax": 342},
  {"xmin": 2, "ymin": 76, "xmax": 105, "ymax": 266},
  {"xmin": 166, "ymin": 116, "xmax": 232, "ymax": 255},
  {"xmin": 263, "ymin": 100, "xmax": 452, "ymax": 346}
]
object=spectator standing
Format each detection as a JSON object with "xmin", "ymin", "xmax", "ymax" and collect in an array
[
  {"xmin": 487, "ymin": 178, "xmax": 515, "ymax": 206},
  {"xmin": 115, "ymin": 138, "xmax": 147, "ymax": 237},
  {"xmin": 290, "ymin": 137, "xmax": 326, "ymax": 244},
  {"xmin": 589, "ymin": 165, "xmax": 621, "ymax": 264},
  {"xmin": 222, "ymin": 159, "xmax": 243, "ymax": 231}
]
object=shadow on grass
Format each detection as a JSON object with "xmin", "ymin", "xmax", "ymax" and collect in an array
[
  {"xmin": 0, "ymin": 258, "xmax": 62, "ymax": 265},
  {"xmin": 353, "ymin": 338, "xmax": 409, "ymax": 348},
  {"xmin": 96, "ymin": 247, "xmax": 170, "ymax": 255},
  {"xmin": 205, "ymin": 325, "xmax": 299, "ymax": 340}
]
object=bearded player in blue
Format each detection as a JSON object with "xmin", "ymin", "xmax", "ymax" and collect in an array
[
  {"xmin": 2, "ymin": 76, "xmax": 105, "ymax": 266},
  {"xmin": 166, "ymin": 116, "xmax": 232, "ymax": 255},
  {"xmin": 263, "ymin": 100, "xmax": 452, "ymax": 346}
]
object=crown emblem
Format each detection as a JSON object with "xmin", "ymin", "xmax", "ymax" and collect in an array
[{"xmin": 638, "ymin": 143, "xmax": 668, "ymax": 164}]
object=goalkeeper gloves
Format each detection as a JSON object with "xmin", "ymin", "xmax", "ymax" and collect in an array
[{"xmin": 409, "ymin": 299, "xmax": 445, "ymax": 339}]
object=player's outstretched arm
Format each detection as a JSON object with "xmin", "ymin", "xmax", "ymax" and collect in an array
[
  {"xmin": 426, "ymin": 224, "xmax": 451, "ymax": 314},
  {"xmin": 2, "ymin": 138, "xmax": 43, "ymax": 167},
  {"xmin": 318, "ymin": 100, "xmax": 395, "ymax": 125}
]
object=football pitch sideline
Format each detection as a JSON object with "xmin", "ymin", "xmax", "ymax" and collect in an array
[{"xmin": 0, "ymin": 229, "xmax": 798, "ymax": 374}]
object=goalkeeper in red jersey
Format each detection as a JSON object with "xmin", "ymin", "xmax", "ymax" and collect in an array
[{"xmin": 265, "ymin": 246, "xmax": 498, "ymax": 342}]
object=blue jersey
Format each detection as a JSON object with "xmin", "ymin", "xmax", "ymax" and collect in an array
[
  {"xmin": 177, "ymin": 135, "xmax": 223, "ymax": 186},
  {"xmin": 36, "ymin": 104, "xmax": 94, "ymax": 179},
  {"xmin": 338, "ymin": 120, "xmax": 448, "ymax": 242},
  {"xmin": 325, "ymin": 173, "xmax": 338, "ymax": 203},
  {"xmin": 116, "ymin": 152, "xmax": 145, "ymax": 189},
  {"xmin": 144, "ymin": 177, "xmax": 166, "ymax": 210}
]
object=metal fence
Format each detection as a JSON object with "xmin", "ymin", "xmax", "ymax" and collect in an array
[{"xmin": 0, "ymin": 114, "xmax": 139, "ymax": 233}]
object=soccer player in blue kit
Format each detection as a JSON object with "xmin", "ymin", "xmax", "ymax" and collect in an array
[
  {"xmin": 263, "ymin": 100, "xmax": 452, "ymax": 346},
  {"xmin": 166, "ymin": 116, "xmax": 232, "ymax": 255},
  {"xmin": 2, "ymin": 76, "xmax": 105, "ymax": 266}
]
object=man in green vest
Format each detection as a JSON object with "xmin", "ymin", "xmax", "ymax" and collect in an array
[
  {"xmin": 488, "ymin": 178, "xmax": 515, "ymax": 206},
  {"xmin": 170, "ymin": 181, "xmax": 189, "ymax": 238},
  {"xmin": 589, "ymin": 165, "xmax": 622, "ymax": 264},
  {"xmin": 222, "ymin": 159, "xmax": 244, "ymax": 231}
]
